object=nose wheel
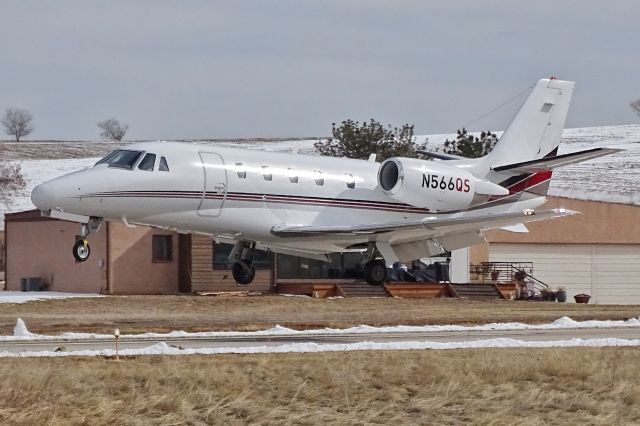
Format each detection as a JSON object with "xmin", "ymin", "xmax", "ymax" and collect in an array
[
  {"xmin": 71, "ymin": 218, "xmax": 102, "ymax": 263},
  {"xmin": 73, "ymin": 239, "xmax": 91, "ymax": 262}
]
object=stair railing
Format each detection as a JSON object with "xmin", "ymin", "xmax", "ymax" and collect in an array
[{"xmin": 516, "ymin": 269, "xmax": 549, "ymax": 297}]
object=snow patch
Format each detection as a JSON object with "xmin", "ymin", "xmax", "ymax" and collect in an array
[
  {"xmin": 1, "ymin": 337, "xmax": 639, "ymax": 358},
  {"xmin": 4, "ymin": 315, "xmax": 640, "ymax": 342},
  {"xmin": 0, "ymin": 291, "xmax": 104, "ymax": 304},
  {"xmin": 13, "ymin": 319, "xmax": 34, "ymax": 337}
]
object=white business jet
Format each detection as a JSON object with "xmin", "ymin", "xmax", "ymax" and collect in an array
[{"xmin": 31, "ymin": 78, "xmax": 619, "ymax": 285}]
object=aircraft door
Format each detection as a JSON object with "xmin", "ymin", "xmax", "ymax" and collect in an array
[{"xmin": 198, "ymin": 152, "xmax": 227, "ymax": 217}]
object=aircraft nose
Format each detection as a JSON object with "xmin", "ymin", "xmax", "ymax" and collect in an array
[{"xmin": 31, "ymin": 181, "xmax": 57, "ymax": 211}]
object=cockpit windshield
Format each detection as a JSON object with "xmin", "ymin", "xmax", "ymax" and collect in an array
[{"xmin": 95, "ymin": 150, "xmax": 143, "ymax": 170}]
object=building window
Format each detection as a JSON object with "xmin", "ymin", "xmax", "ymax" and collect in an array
[
  {"xmin": 276, "ymin": 253, "xmax": 360, "ymax": 279},
  {"xmin": 152, "ymin": 235, "xmax": 173, "ymax": 262},
  {"xmin": 213, "ymin": 243, "xmax": 273, "ymax": 270}
]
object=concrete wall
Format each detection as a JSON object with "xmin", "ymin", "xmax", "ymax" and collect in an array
[
  {"xmin": 6, "ymin": 219, "xmax": 107, "ymax": 293},
  {"xmin": 108, "ymin": 223, "xmax": 179, "ymax": 294}
]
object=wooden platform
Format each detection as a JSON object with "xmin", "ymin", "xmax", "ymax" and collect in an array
[
  {"xmin": 384, "ymin": 283, "xmax": 450, "ymax": 298},
  {"xmin": 276, "ymin": 281, "xmax": 451, "ymax": 298}
]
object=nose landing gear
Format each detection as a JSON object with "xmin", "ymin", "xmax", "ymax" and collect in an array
[
  {"xmin": 72, "ymin": 218, "xmax": 103, "ymax": 263},
  {"xmin": 73, "ymin": 239, "xmax": 91, "ymax": 262}
]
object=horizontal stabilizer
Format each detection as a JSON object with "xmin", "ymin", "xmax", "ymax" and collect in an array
[{"xmin": 492, "ymin": 147, "xmax": 622, "ymax": 173}]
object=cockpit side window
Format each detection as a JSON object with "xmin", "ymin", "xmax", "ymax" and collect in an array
[
  {"xmin": 138, "ymin": 153, "xmax": 156, "ymax": 171},
  {"xmin": 159, "ymin": 156, "xmax": 170, "ymax": 172},
  {"xmin": 96, "ymin": 149, "xmax": 143, "ymax": 170}
]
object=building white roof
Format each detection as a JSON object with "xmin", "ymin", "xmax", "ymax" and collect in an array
[{"xmin": 1, "ymin": 124, "xmax": 638, "ymax": 231}]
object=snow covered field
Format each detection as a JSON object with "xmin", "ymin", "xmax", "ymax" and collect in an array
[
  {"xmin": 2, "ymin": 124, "xmax": 638, "ymax": 229},
  {"xmin": 0, "ymin": 291, "xmax": 103, "ymax": 304},
  {"xmin": 3, "ymin": 316, "xmax": 640, "ymax": 358},
  {"xmin": 8, "ymin": 315, "xmax": 640, "ymax": 340}
]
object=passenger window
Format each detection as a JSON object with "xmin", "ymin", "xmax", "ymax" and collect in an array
[
  {"xmin": 288, "ymin": 168, "xmax": 298, "ymax": 183},
  {"xmin": 346, "ymin": 173, "xmax": 355, "ymax": 189},
  {"xmin": 138, "ymin": 153, "xmax": 156, "ymax": 171},
  {"xmin": 236, "ymin": 163, "xmax": 246, "ymax": 179},
  {"xmin": 262, "ymin": 166, "xmax": 272, "ymax": 181},
  {"xmin": 159, "ymin": 157, "xmax": 170, "ymax": 172},
  {"xmin": 314, "ymin": 171, "xmax": 324, "ymax": 186}
]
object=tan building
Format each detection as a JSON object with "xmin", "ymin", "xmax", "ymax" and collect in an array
[
  {"xmin": 4, "ymin": 210, "xmax": 184, "ymax": 294},
  {"xmin": 471, "ymin": 197, "xmax": 640, "ymax": 304}
]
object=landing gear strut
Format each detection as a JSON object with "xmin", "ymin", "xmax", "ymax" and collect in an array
[
  {"xmin": 230, "ymin": 241, "xmax": 257, "ymax": 285},
  {"xmin": 73, "ymin": 218, "xmax": 102, "ymax": 263},
  {"xmin": 362, "ymin": 243, "xmax": 388, "ymax": 286}
]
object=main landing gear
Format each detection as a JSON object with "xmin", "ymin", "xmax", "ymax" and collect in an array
[
  {"xmin": 230, "ymin": 241, "xmax": 257, "ymax": 285},
  {"xmin": 361, "ymin": 243, "xmax": 387, "ymax": 286},
  {"xmin": 73, "ymin": 218, "xmax": 103, "ymax": 263}
]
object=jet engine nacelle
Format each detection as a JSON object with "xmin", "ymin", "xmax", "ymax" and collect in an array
[{"xmin": 377, "ymin": 157, "xmax": 508, "ymax": 212}]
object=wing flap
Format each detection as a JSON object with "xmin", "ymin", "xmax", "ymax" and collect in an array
[{"xmin": 271, "ymin": 208, "xmax": 578, "ymax": 237}]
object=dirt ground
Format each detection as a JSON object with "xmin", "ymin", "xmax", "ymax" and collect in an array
[
  {"xmin": 1, "ymin": 294, "xmax": 639, "ymax": 335},
  {"xmin": 0, "ymin": 347, "xmax": 638, "ymax": 425}
]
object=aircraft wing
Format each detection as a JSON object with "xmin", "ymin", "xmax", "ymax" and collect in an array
[{"xmin": 271, "ymin": 208, "xmax": 577, "ymax": 237}]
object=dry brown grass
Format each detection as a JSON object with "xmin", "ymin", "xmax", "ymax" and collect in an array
[
  {"xmin": 1, "ymin": 295, "xmax": 639, "ymax": 335},
  {"xmin": 0, "ymin": 348, "xmax": 638, "ymax": 425}
]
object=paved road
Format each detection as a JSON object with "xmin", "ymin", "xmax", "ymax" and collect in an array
[{"xmin": 1, "ymin": 327, "xmax": 639, "ymax": 354}]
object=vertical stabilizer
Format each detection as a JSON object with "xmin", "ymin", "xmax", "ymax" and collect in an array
[{"xmin": 486, "ymin": 78, "xmax": 575, "ymax": 167}]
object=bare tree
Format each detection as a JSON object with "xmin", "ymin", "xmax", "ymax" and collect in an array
[
  {"xmin": 97, "ymin": 118, "xmax": 129, "ymax": 141},
  {"xmin": 2, "ymin": 108, "xmax": 34, "ymax": 141},
  {"xmin": 631, "ymin": 99, "xmax": 640, "ymax": 117}
]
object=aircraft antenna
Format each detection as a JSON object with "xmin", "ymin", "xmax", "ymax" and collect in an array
[{"xmin": 428, "ymin": 83, "xmax": 535, "ymax": 147}]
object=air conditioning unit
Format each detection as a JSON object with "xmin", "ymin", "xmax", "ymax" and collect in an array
[{"xmin": 20, "ymin": 277, "xmax": 42, "ymax": 292}]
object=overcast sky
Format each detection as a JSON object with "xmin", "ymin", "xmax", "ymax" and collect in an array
[{"xmin": 1, "ymin": 0, "xmax": 639, "ymax": 140}]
